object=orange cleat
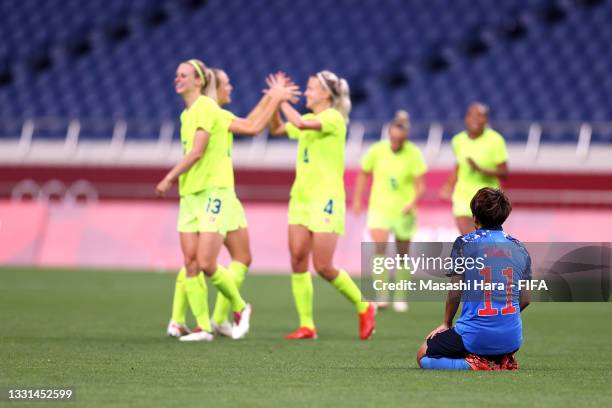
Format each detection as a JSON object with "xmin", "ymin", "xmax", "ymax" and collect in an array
[
  {"xmin": 499, "ymin": 353, "xmax": 519, "ymax": 371},
  {"xmin": 465, "ymin": 354, "xmax": 500, "ymax": 371},
  {"xmin": 359, "ymin": 302, "xmax": 377, "ymax": 340},
  {"xmin": 285, "ymin": 327, "xmax": 318, "ymax": 340}
]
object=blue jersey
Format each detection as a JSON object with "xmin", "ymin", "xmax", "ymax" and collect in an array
[{"xmin": 450, "ymin": 227, "xmax": 531, "ymax": 355}]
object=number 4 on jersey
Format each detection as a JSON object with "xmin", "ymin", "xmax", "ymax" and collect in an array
[{"xmin": 323, "ymin": 199, "xmax": 333, "ymax": 215}]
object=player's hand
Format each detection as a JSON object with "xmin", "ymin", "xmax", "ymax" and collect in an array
[
  {"xmin": 156, "ymin": 178, "xmax": 172, "ymax": 198},
  {"xmin": 401, "ymin": 202, "xmax": 415, "ymax": 215},
  {"xmin": 466, "ymin": 157, "xmax": 480, "ymax": 172},
  {"xmin": 265, "ymin": 75, "xmax": 301, "ymax": 102},
  {"xmin": 282, "ymin": 84, "xmax": 301, "ymax": 103},
  {"xmin": 439, "ymin": 183, "xmax": 452, "ymax": 201},
  {"xmin": 426, "ymin": 323, "xmax": 449, "ymax": 340}
]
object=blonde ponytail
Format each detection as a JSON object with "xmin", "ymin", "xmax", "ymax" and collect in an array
[
  {"xmin": 316, "ymin": 70, "xmax": 351, "ymax": 123},
  {"xmin": 202, "ymin": 67, "xmax": 217, "ymax": 101},
  {"xmin": 334, "ymin": 78, "xmax": 351, "ymax": 123}
]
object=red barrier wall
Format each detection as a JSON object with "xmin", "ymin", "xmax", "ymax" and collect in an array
[{"xmin": 1, "ymin": 165, "xmax": 611, "ymax": 206}]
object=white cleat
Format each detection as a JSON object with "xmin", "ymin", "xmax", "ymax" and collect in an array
[
  {"xmin": 231, "ymin": 303, "xmax": 252, "ymax": 340},
  {"xmin": 393, "ymin": 301, "xmax": 409, "ymax": 313},
  {"xmin": 211, "ymin": 321, "xmax": 234, "ymax": 338},
  {"xmin": 167, "ymin": 320, "xmax": 191, "ymax": 337},
  {"xmin": 179, "ymin": 328, "xmax": 214, "ymax": 342}
]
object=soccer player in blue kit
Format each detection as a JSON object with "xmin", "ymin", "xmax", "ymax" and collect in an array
[{"xmin": 416, "ymin": 188, "xmax": 531, "ymax": 370}]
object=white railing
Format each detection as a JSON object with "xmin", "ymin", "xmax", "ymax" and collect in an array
[{"xmin": 1, "ymin": 117, "xmax": 612, "ymax": 168}]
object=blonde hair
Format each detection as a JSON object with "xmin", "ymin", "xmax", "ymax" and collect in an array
[
  {"xmin": 391, "ymin": 110, "xmax": 410, "ymax": 131},
  {"xmin": 185, "ymin": 59, "xmax": 217, "ymax": 101},
  {"xmin": 315, "ymin": 70, "xmax": 351, "ymax": 123},
  {"xmin": 212, "ymin": 68, "xmax": 225, "ymax": 89}
]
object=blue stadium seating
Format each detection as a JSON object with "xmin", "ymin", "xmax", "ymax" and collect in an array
[{"xmin": 0, "ymin": 0, "xmax": 609, "ymax": 143}]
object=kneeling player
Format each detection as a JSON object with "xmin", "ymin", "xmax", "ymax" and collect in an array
[{"xmin": 416, "ymin": 188, "xmax": 531, "ymax": 370}]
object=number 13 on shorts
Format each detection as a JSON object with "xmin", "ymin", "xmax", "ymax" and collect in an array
[{"xmin": 206, "ymin": 197, "xmax": 222, "ymax": 214}]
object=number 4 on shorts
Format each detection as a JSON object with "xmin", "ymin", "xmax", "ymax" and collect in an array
[{"xmin": 323, "ymin": 199, "xmax": 333, "ymax": 215}]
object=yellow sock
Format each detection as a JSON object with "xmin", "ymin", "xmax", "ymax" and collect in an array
[
  {"xmin": 395, "ymin": 266, "xmax": 411, "ymax": 302},
  {"xmin": 210, "ymin": 264, "xmax": 246, "ymax": 312},
  {"xmin": 373, "ymin": 255, "xmax": 390, "ymax": 302},
  {"xmin": 291, "ymin": 272, "xmax": 315, "ymax": 329},
  {"xmin": 331, "ymin": 269, "xmax": 369, "ymax": 313},
  {"xmin": 184, "ymin": 273, "xmax": 211, "ymax": 332},
  {"xmin": 212, "ymin": 261, "xmax": 248, "ymax": 324},
  {"xmin": 171, "ymin": 267, "xmax": 188, "ymax": 324}
]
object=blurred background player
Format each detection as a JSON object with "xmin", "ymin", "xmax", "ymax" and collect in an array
[
  {"xmin": 352, "ymin": 110, "xmax": 427, "ymax": 312},
  {"xmin": 416, "ymin": 188, "xmax": 531, "ymax": 370},
  {"xmin": 158, "ymin": 59, "xmax": 294, "ymax": 341},
  {"xmin": 439, "ymin": 103, "xmax": 508, "ymax": 235},
  {"xmin": 207, "ymin": 68, "xmax": 300, "ymax": 337},
  {"xmin": 269, "ymin": 71, "xmax": 376, "ymax": 340}
]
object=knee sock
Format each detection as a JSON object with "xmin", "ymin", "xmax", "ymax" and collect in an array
[
  {"xmin": 420, "ymin": 357, "xmax": 470, "ymax": 370},
  {"xmin": 184, "ymin": 273, "xmax": 211, "ymax": 332},
  {"xmin": 210, "ymin": 264, "xmax": 246, "ymax": 312},
  {"xmin": 330, "ymin": 269, "xmax": 369, "ymax": 313},
  {"xmin": 291, "ymin": 272, "xmax": 315, "ymax": 329},
  {"xmin": 171, "ymin": 267, "xmax": 188, "ymax": 324},
  {"xmin": 212, "ymin": 261, "xmax": 248, "ymax": 324}
]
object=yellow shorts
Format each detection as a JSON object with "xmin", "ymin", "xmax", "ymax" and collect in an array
[
  {"xmin": 226, "ymin": 196, "xmax": 248, "ymax": 232},
  {"xmin": 367, "ymin": 210, "xmax": 417, "ymax": 241},
  {"xmin": 288, "ymin": 195, "xmax": 345, "ymax": 235},
  {"xmin": 177, "ymin": 188, "xmax": 245, "ymax": 236}
]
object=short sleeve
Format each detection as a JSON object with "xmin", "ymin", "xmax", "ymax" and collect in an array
[
  {"xmin": 360, "ymin": 144, "xmax": 377, "ymax": 172},
  {"xmin": 220, "ymin": 109, "xmax": 236, "ymax": 132},
  {"xmin": 194, "ymin": 98, "xmax": 220, "ymax": 134},
  {"xmin": 411, "ymin": 146, "xmax": 427, "ymax": 177},
  {"xmin": 491, "ymin": 132, "xmax": 508, "ymax": 164},
  {"xmin": 316, "ymin": 109, "xmax": 341, "ymax": 137},
  {"xmin": 450, "ymin": 133, "xmax": 461, "ymax": 158},
  {"xmin": 518, "ymin": 244, "xmax": 532, "ymax": 280},
  {"xmin": 447, "ymin": 237, "xmax": 464, "ymax": 277}
]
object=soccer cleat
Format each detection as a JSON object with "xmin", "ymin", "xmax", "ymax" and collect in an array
[
  {"xmin": 392, "ymin": 301, "xmax": 409, "ymax": 313},
  {"xmin": 166, "ymin": 320, "xmax": 191, "ymax": 337},
  {"xmin": 179, "ymin": 327, "xmax": 214, "ymax": 342},
  {"xmin": 465, "ymin": 354, "xmax": 500, "ymax": 371},
  {"xmin": 285, "ymin": 327, "xmax": 318, "ymax": 340},
  {"xmin": 359, "ymin": 302, "xmax": 377, "ymax": 340},
  {"xmin": 211, "ymin": 321, "xmax": 234, "ymax": 338},
  {"xmin": 375, "ymin": 301, "xmax": 389, "ymax": 310},
  {"xmin": 231, "ymin": 303, "xmax": 252, "ymax": 340},
  {"xmin": 499, "ymin": 353, "xmax": 519, "ymax": 371}
]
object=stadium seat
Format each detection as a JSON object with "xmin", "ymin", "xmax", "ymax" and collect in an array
[{"xmin": 0, "ymin": 0, "xmax": 609, "ymax": 143}]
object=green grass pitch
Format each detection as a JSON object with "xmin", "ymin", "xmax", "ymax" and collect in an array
[{"xmin": 1, "ymin": 267, "xmax": 611, "ymax": 407}]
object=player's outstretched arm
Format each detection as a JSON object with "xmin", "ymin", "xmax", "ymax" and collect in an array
[
  {"xmin": 402, "ymin": 175, "xmax": 426, "ymax": 214},
  {"xmin": 351, "ymin": 170, "xmax": 369, "ymax": 215},
  {"xmin": 229, "ymin": 86, "xmax": 297, "ymax": 136},
  {"xmin": 439, "ymin": 165, "xmax": 458, "ymax": 200},
  {"xmin": 280, "ymin": 101, "xmax": 322, "ymax": 130},
  {"xmin": 268, "ymin": 109, "xmax": 287, "ymax": 136},
  {"xmin": 467, "ymin": 160, "xmax": 509, "ymax": 180}
]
